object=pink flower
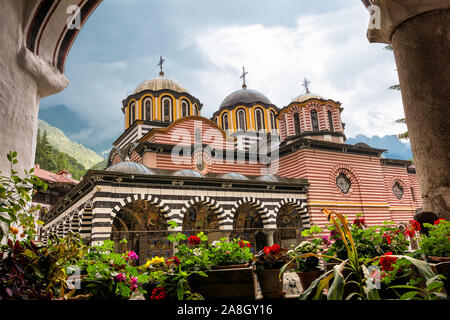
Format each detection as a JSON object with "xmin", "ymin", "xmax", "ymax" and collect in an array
[
  {"xmin": 130, "ymin": 285, "xmax": 137, "ymax": 292},
  {"xmin": 127, "ymin": 251, "xmax": 139, "ymax": 261},
  {"xmin": 129, "ymin": 276, "xmax": 138, "ymax": 286},
  {"xmin": 116, "ymin": 273, "xmax": 126, "ymax": 282}
]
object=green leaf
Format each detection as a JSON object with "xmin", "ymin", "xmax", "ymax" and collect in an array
[
  {"xmin": 299, "ymin": 269, "xmax": 333, "ymax": 300},
  {"xmin": 327, "ymin": 261, "xmax": 346, "ymax": 300},
  {"xmin": 400, "ymin": 291, "xmax": 419, "ymax": 300},
  {"xmin": 427, "ymin": 281, "xmax": 443, "ymax": 292}
]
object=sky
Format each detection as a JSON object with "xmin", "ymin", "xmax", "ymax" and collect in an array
[{"xmin": 40, "ymin": 0, "xmax": 408, "ymax": 154}]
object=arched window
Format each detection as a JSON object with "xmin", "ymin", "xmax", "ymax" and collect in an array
[
  {"xmin": 181, "ymin": 100, "xmax": 189, "ymax": 118},
  {"xmin": 237, "ymin": 109, "xmax": 246, "ymax": 131},
  {"xmin": 161, "ymin": 97, "xmax": 172, "ymax": 122},
  {"xmin": 143, "ymin": 98, "xmax": 152, "ymax": 121},
  {"xmin": 411, "ymin": 187, "xmax": 416, "ymax": 202},
  {"xmin": 255, "ymin": 108, "xmax": 264, "ymax": 131},
  {"xmin": 294, "ymin": 113, "xmax": 301, "ymax": 135},
  {"xmin": 222, "ymin": 113, "xmax": 229, "ymax": 131},
  {"xmin": 129, "ymin": 102, "xmax": 136, "ymax": 127},
  {"xmin": 193, "ymin": 104, "xmax": 199, "ymax": 116},
  {"xmin": 311, "ymin": 110, "xmax": 319, "ymax": 132},
  {"xmin": 270, "ymin": 111, "xmax": 277, "ymax": 131},
  {"xmin": 328, "ymin": 110, "xmax": 334, "ymax": 131}
]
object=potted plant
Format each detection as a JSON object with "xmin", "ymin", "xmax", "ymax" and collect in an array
[
  {"xmin": 287, "ymin": 241, "xmax": 323, "ymax": 291},
  {"xmin": 253, "ymin": 244, "xmax": 290, "ymax": 299},
  {"xmin": 419, "ymin": 218, "xmax": 450, "ymax": 263}
]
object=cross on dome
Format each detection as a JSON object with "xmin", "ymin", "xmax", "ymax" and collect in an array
[
  {"xmin": 302, "ymin": 78, "xmax": 311, "ymax": 94},
  {"xmin": 158, "ymin": 55, "xmax": 165, "ymax": 76},
  {"xmin": 240, "ymin": 66, "xmax": 248, "ymax": 89}
]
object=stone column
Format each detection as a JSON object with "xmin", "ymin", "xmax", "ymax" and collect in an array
[
  {"xmin": 364, "ymin": 0, "xmax": 450, "ymax": 219},
  {"xmin": 264, "ymin": 229, "xmax": 275, "ymax": 246}
]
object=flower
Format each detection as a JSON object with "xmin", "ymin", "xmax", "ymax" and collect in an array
[
  {"xmin": 211, "ymin": 240, "xmax": 221, "ymax": 247},
  {"xmin": 239, "ymin": 240, "xmax": 251, "ymax": 248},
  {"xmin": 116, "ymin": 273, "xmax": 126, "ymax": 282},
  {"xmin": 166, "ymin": 256, "xmax": 180, "ymax": 267},
  {"xmin": 434, "ymin": 218, "xmax": 446, "ymax": 225},
  {"xmin": 151, "ymin": 287, "xmax": 167, "ymax": 300},
  {"xmin": 409, "ymin": 220, "xmax": 421, "ymax": 231},
  {"xmin": 404, "ymin": 227, "xmax": 415, "ymax": 238},
  {"xmin": 321, "ymin": 235, "xmax": 331, "ymax": 246},
  {"xmin": 193, "ymin": 248, "xmax": 202, "ymax": 256},
  {"xmin": 129, "ymin": 276, "xmax": 138, "ymax": 286},
  {"xmin": 9, "ymin": 226, "xmax": 19, "ymax": 235},
  {"xmin": 263, "ymin": 244, "xmax": 281, "ymax": 256},
  {"xmin": 188, "ymin": 235, "xmax": 201, "ymax": 246},
  {"xmin": 149, "ymin": 256, "xmax": 165, "ymax": 266},
  {"xmin": 353, "ymin": 217, "xmax": 366, "ymax": 228},
  {"xmin": 126, "ymin": 251, "xmax": 139, "ymax": 261},
  {"xmin": 130, "ymin": 285, "xmax": 137, "ymax": 292},
  {"xmin": 380, "ymin": 252, "xmax": 398, "ymax": 272},
  {"xmin": 383, "ymin": 233, "xmax": 392, "ymax": 244}
]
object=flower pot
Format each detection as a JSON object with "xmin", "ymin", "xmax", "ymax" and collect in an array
[
  {"xmin": 427, "ymin": 256, "xmax": 450, "ymax": 295},
  {"xmin": 189, "ymin": 266, "xmax": 256, "ymax": 300},
  {"xmin": 427, "ymin": 256, "xmax": 450, "ymax": 263},
  {"xmin": 212, "ymin": 263, "xmax": 250, "ymax": 270},
  {"xmin": 296, "ymin": 270, "xmax": 323, "ymax": 291},
  {"xmin": 256, "ymin": 269, "xmax": 286, "ymax": 299}
]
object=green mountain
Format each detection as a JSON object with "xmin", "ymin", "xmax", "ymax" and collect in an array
[{"xmin": 38, "ymin": 119, "xmax": 103, "ymax": 169}]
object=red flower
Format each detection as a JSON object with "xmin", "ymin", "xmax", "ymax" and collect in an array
[
  {"xmin": 434, "ymin": 218, "xmax": 446, "ymax": 225},
  {"xmin": 383, "ymin": 233, "xmax": 392, "ymax": 244},
  {"xmin": 264, "ymin": 244, "xmax": 281, "ymax": 256},
  {"xmin": 409, "ymin": 220, "xmax": 421, "ymax": 231},
  {"xmin": 404, "ymin": 227, "xmax": 415, "ymax": 238},
  {"xmin": 166, "ymin": 256, "xmax": 180, "ymax": 267},
  {"xmin": 188, "ymin": 235, "xmax": 201, "ymax": 246},
  {"xmin": 150, "ymin": 287, "xmax": 167, "ymax": 300},
  {"xmin": 239, "ymin": 240, "xmax": 251, "ymax": 249},
  {"xmin": 353, "ymin": 217, "xmax": 366, "ymax": 228},
  {"xmin": 380, "ymin": 252, "xmax": 398, "ymax": 272}
]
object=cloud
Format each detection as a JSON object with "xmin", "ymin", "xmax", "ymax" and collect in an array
[{"xmin": 40, "ymin": 0, "xmax": 407, "ymax": 152}]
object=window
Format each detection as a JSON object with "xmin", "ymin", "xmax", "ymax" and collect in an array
[
  {"xmin": 193, "ymin": 104, "xmax": 199, "ymax": 116},
  {"xmin": 181, "ymin": 100, "xmax": 189, "ymax": 117},
  {"xmin": 393, "ymin": 182, "xmax": 404, "ymax": 200},
  {"xmin": 143, "ymin": 98, "xmax": 152, "ymax": 121},
  {"xmin": 255, "ymin": 108, "xmax": 264, "ymax": 131},
  {"xmin": 336, "ymin": 173, "xmax": 351, "ymax": 194},
  {"xmin": 222, "ymin": 113, "xmax": 229, "ymax": 131},
  {"xmin": 311, "ymin": 110, "xmax": 319, "ymax": 132},
  {"xmin": 294, "ymin": 113, "xmax": 301, "ymax": 135},
  {"xmin": 411, "ymin": 187, "xmax": 416, "ymax": 202},
  {"xmin": 270, "ymin": 111, "xmax": 277, "ymax": 130},
  {"xmin": 162, "ymin": 97, "xmax": 172, "ymax": 122},
  {"xmin": 328, "ymin": 110, "xmax": 334, "ymax": 131},
  {"xmin": 129, "ymin": 102, "xmax": 135, "ymax": 127},
  {"xmin": 237, "ymin": 109, "xmax": 246, "ymax": 131}
]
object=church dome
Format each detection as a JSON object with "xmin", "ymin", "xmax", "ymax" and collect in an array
[
  {"xmin": 292, "ymin": 93, "xmax": 324, "ymax": 103},
  {"xmin": 171, "ymin": 169, "xmax": 204, "ymax": 178},
  {"xmin": 220, "ymin": 88, "xmax": 273, "ymax": 108},
  {"xmin": 134, "ymin": 77, "xmax": 188, "ymax": 95},
  {"xmin": 217, "ymin": 172, "xmax": 249, "ymax": 180},
  {"xmin": 106, "ymin": 162, "xmax": 155, "ymax": 175}
]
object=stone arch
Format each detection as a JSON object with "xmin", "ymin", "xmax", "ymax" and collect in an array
[
  {"xmin": 107, "ymin": 147, "xmax": 122, "ymax": 167},
  {"xmin": 273, "ymin": 198, "xmax": 310, "ymax": 228},
  {"xmin": 69, "ymin": 210, "xmax": 81, "ymax": 233},
  {"xmin": 229, "ymin": 197, "xmax": 269, "ymax": 222},
  {"xmin": 179, "ymin": 196, "xmax": 226, "ymax": 228},
  {"xmin": 112, "ymin": 194, "xmax": 171, "ymax": 221},
  {"xmin": 273, "ymin": 198, "xmax": 309, "ymax": 247}
]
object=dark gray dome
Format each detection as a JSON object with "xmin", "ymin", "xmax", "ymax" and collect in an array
[
  {"xmin": 172, "ymin": 169, "xmax": 204, "ymax": 177},
  {"xmin": 106, "ymin": 162, "xmax": 155, "ymax": 175},
  {"xmin": 256, "ymin": 174, "xmax": 282, "ymax": 182},
  {"xmin": 220, "ymin": 89, "xmax": 273, "ymax": 107},
  {"xmin": 218, "ymin": 172, "xmax": 249, "ymax": 180},
  {"xmin": 354, "ymin": 142, "xmax": 371, "ymax": 148}
]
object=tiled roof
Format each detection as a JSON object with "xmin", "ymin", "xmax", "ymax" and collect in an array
[{"xmin": 33, "ymin": 164, "xmax": 79, "ymax": 184}]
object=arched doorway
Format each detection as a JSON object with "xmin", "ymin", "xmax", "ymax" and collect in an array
[
  {"xmin": 230, "ymin": 203, "xmax": 267, "ymax": 253},
  {"xmin": 112, "ymin": 200, "xmax": 171, "ymax": 264},
  {"xmin": 182, "ymin": 202, "xmax": 220, "ymax": 243},
  {"xmin": 274, "ymin": 204, "xmax": 304, "ymax": 248}
]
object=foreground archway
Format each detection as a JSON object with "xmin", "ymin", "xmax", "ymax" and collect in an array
[
  {"xmin": 230, "ymin": 203, "xmax": 267, "ymax": 253},
  {"xmin": 274, "ymin": 204, "xmax": 305, "ymax": 248}
]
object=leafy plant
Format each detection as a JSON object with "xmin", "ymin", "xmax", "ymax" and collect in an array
[
  {"xmin": 253, "ymin": 244, "xmax": 290, "ymax": 273},
  {"xmin": 209, "ymin": 238, "xmax": 253, "ymax": 267},
  {"xmin": 0, "ymin": 151, "xmax": 47, "ymax": 242},
  {"xmin": 419, "ymin": 219, "xmax": 450, "ymax": 258}
]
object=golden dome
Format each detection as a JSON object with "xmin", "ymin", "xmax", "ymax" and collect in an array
[
  {"xmin": 292, "ymin": 93, "xmax": 324, "ymax": 103},
  {"xmin": 134, "ymin": 77, "xmax": 188, "ymax": 94}
]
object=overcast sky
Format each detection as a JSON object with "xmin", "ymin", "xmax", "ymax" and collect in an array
[{"xmin": 41, "ymin": 0, "xmax": 408, "ymax": 153}]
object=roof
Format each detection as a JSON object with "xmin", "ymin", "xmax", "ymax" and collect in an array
[
  {"xmin": 106, "ymin": 162, "xmax": 155, "ymax": 175},
  {"xmin": 220, "ymin": 88, "xmax": 273, "ymax": 108},
  {"xmin": 134, "ymin": 77, "xmax": 188, "ymax": 95},
  {"xmin": 33, "ymin": 164, "xmax": 79, "ymax": 184},
  {"xmin": 292, "ymin": 93, "xmax": 324, "ymax": 103}
]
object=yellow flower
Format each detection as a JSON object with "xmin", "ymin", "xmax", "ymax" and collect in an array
[
  {"xmin": 149, "ymin": 256, "xmax": 165, "ymax": 265},
  {"xmin": 9, "ymin": 226, "xmax": 19, "ymax": 235}
]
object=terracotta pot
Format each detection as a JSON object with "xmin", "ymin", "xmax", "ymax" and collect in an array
[
  {"xmin": 189, "ymin": 266, "xmax": 256, "ymax": 300},
  {"xmin": 427, "ymin": 256, "xmax": 450, "ymax": 295},
  {"xmin": 257, "ymin": 269, "xmax": 286, "ymax": 299},
  {"xmin": 212, "ymin": 263, "xmax": 250, "ymax": 270},
  {"xmin": 427, "ymin": 256, "xmax": 450, "ymax": 263},
  {"xmin": 296, "ymin": 270, "xmax": 323, "ymax": 291}
]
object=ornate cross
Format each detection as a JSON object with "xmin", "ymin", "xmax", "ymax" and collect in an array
[
  {"xmin": 240, "ymin": 66, "xmax": 248, "ymax": 89},
  {"xmin": 302, "ymin": 78, "xmax": 311, "ymax": 94},
  {"xmin": 158, "ymin": 55, "xmax": 165, "ymax": 76}
]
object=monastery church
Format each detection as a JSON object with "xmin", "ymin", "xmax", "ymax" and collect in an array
[{"xmin": 41, "ymin": 59, "xmax": 422, "ymax": 262}]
